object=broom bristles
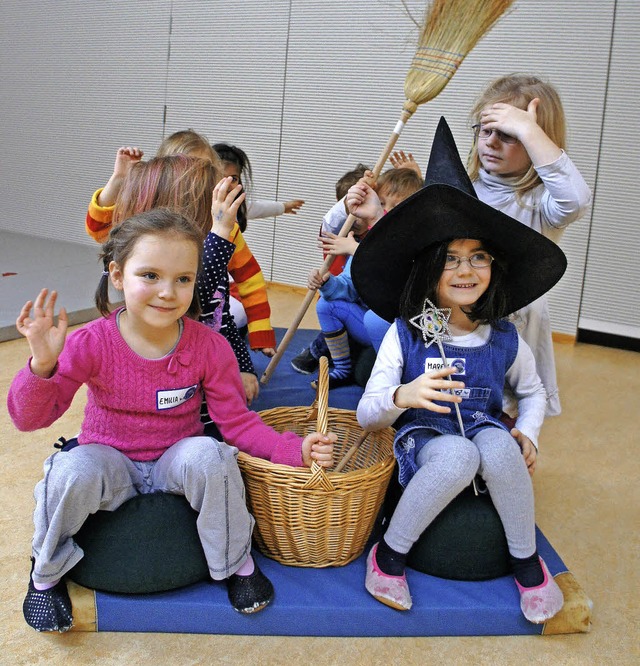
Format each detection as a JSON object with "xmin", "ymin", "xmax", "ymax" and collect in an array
[{"xmin": 404, "ymin": 0, "xmax": 515, "ymax": 109}]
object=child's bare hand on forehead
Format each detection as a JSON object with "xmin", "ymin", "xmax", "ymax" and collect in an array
[
  {"xmin": 479, "ymin": 99, "xmax": 540, "ymax": 141},
  {"xmin": 211, "ymin": 176, "xmax": 245, "ymax": 239},
  {"xmin": 393, "ymin": 366, "xmax": 465, "ymax": 413},
  {"xmin": 113, "ymin": 146, "xmax": 144, "ymax": 179},
  {"xmin": 16, "ymin": 289, "xmax": 68, "ymax": 379}
]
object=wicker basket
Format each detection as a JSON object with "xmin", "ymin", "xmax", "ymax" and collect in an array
[{"xmin": 237, "ymin": 357, "xmax": 396, "ymax": 567}]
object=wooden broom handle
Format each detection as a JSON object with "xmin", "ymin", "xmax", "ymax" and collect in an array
[
  {"xmin": 260, "ymin": 108, "xmax": 415, "ymax": 385},
  {"xmin": 334, "ymin": 430, "xmax": 370, "ymax": 474}
]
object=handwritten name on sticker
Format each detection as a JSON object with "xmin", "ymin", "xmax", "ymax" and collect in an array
[{"xmin": 157, "ymin": 384, "xmax": 199, "ymax": 410}]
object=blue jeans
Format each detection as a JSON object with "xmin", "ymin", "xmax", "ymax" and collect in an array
[
  {"xmin": 364, "ymin": 309, "xmax": 392, "ymax": 351},
  {"xmin": 316, "ymin": 297, "xmax": 370, "ymax": 345}
]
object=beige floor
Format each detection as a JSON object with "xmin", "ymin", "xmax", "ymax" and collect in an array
[{"xmin": 0, "ymin": 283, "xmax": 638, "ymax": 666}]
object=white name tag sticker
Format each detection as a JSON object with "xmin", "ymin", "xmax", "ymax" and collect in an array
[
  {"xmin": 156, "ymin": 384, "xmax": 199, "ymax": 410},
  {"xmin": 424, "ymin": 357, "xmax": 467, "ymax": 375}
]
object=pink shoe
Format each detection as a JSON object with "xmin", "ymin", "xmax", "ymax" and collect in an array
[
  {"xmin": 365, "ymin": 543, "xmax": 412, "ymax": 611},
  {"xmin": 515, "ymin": 557, "xmax": 564, "ymax": 623}
]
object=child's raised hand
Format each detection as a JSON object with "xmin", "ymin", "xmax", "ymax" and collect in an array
[
  {"xmin": 211, "ymin": 176, "xmax": 246, "ymax": 238},
  {"xmin": 308, "ymin": 268, "xmax": 330, "ymax": 291},
  {"xmin": 113, "ymin": 146, "xmax": 144, "ymax": 179},
  {"xmin": 393, "ymin": 366, "xmax": 464, "ymax": 413},
  {"xmin": 389, "ymin": 150, "xmax": 422, "ymax": 178},
  {"xmin": 16, "ymin": 289, "xmax": 68, "ymax": 378},
  {"xmin": 283, "ymin": 199, "xmax": 305, "ymax": 214},
  {"xmin": 511, "ymin": 428, "xmax": 537, "ymax": 476},
  {"xmin": 98, "ymin": 146, "xmax": 144, "ymax": 207},
  {"xmin": 301, "ymin": 431, "xmax": 337, "ymax": 468},
  {"xmin": 317, "ymin": 231, "xmax": 358, "ymax": 257}
]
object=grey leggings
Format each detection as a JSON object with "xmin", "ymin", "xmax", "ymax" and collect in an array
[
  {"xmin": 385, "ymin": 428, "xmax": 536, "ymax": 559},
  {"xmin": 31, "ymin": 437, "xmax": 254, "ymax": 585}
]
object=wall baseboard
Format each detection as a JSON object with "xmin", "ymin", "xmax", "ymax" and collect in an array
[{"xmin": 577, "ymin": 329, "xmax": 640, "ymax": 353}]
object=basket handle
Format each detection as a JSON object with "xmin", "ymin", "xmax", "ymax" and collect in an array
[{"xmin": 302, "ymin": 357, "xmax": 336, "ymax": 491}]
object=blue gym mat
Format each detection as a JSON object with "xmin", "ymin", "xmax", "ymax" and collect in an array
[
  {"xmin": 87, "ymin": 529, "xmax": 579, "ymax": 636},
  {"xmin": 251, "ymin": 327, "xmax": 364, "ymax": 411},
  {"xmin": 67, "ymin": 329, "xmax": 592, "ymax": 635}
]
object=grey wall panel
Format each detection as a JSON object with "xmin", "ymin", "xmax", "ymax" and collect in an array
[
  {"xmin": 0, "ymin": 0, "xmax": 171, "ymax": 244},
  {"xmin": 579, "ymin": 0, "xmax": 640, "ymax": 339},
  {"xmin": 162, "ymin": 0, "xmax": 291, "ymax": 277}
]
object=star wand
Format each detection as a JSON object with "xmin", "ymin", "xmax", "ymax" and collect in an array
[{"xmin": 410, "ymin": 299, "xmax": 478, "ymax": 495}]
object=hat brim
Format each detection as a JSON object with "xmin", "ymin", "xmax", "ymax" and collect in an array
[{"xmin": 351, "ymin": 183, "xmax": 567, "ymax": 322}]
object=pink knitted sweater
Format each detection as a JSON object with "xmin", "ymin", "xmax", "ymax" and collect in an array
[{"xmin": 8, "ymin": 310, "xmax": 303, "ymax": 465}]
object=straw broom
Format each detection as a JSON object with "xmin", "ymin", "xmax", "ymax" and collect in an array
[{"xmin": 261, "ymin": 0, "xmax": 515, "ymax": 384}]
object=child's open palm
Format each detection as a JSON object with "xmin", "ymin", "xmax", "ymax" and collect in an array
[
  {"xmin": 211, "ymin": 177, "xmax": 245, "ymax": 238},
  {"xmin": 16, "ymin": 289, "xmax": 68, "ymax": 378}
]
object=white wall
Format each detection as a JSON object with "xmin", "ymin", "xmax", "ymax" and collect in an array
[{"xmin": 0, "ymin": 0, "xmax": 637, "ymax": 340}]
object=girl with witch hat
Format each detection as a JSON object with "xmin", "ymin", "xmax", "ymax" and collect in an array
[{"xmin": 351, "ymin": 117, "xmax": 566, "ymax": 623}]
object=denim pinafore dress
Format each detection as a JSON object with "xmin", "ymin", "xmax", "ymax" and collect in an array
[{"xmin": 393, "ymin": 318, "xmax": 518, "ymax": 487}]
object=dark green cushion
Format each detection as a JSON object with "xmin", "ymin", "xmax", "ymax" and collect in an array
[
  {"xmin": 68, "ymin": 493, "xmax": 209, "ymax": 594},
  {"xmin": 353, "ymin": 345, "xmax": 377, "ymax": 387},
  {"xmin": 383, "ymin": 474, "xmax": 510, "ymax": 581}
]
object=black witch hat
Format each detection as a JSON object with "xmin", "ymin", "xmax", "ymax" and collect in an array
[{"xmin": 351, "ymin": 116, "xmax": 567, "ymax": 322}]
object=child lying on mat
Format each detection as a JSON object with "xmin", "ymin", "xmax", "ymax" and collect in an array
[{"xmin": 8, "ymin": 209, "xmax": 335, "ymax": 633}]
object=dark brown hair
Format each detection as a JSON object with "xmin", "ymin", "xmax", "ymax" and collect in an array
[{"xmin": 399, "ymin": 238, "xmax": 509, "ymax": 336}]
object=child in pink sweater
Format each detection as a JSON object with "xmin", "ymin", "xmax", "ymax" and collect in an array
[{"xmin": 8, "ymin": 209, "xmax": 335, "ymax": 632}]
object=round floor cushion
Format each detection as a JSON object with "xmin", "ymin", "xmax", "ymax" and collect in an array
[
  {"xmin": 383, "ymin": 475, "xmax": 510, "ymax": 581},
  {"xmin": 68, "ymin": 493, "xmax": 209, "ymax": 594}
]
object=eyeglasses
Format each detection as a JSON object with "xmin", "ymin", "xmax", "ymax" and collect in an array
[
  {"xmin": 472, "ymin": 124, "xmax": 518, "ymax": 145},
  {"xmin": 444, "ymin": 252, "xmax": 494, "ymax": 270}
]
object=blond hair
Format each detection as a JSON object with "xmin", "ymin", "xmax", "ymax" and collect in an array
[
  {"xmin": 157, "ymin": 129, "xmax": 222, "ymax": 181},
  {"xmin": 468, "ymin": 74, "xmax": 566, "ymax": 198},
  {"xmin": 376, "ymin": 167, "xmax": 423, "ymax": 201}
]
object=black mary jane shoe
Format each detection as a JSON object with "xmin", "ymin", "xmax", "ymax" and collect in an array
[
  {"xmin": 226, "ymin": 564, "xmax": 274, "ymax": 614},
  {"xmin": 23, "ymin": 560, "xmax": 73, "ymax": 632}
]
